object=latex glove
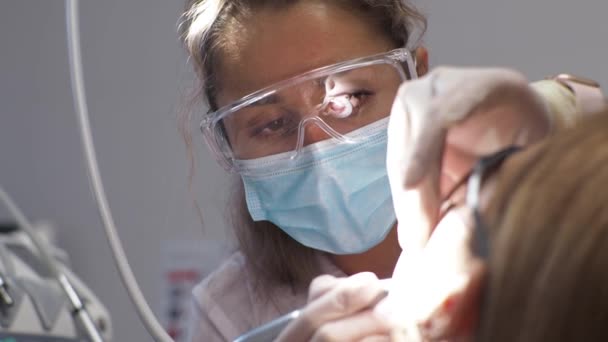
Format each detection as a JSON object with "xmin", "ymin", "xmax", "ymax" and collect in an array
[
  {"xmin": 386, "ymin": 66, "xmax": 551, "ymax": 254},
  {"xmin": 379, "ymin": 67, "xmax": 551, "ymax": 339},
  {"xmin": 277, "ymin": 272, "xmax": 395, "ymax": 342}
]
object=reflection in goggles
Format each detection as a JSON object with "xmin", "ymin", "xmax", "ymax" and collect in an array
[{"xmin": 323, "ymin": 95, "xmax": 354, "ymax": 119}]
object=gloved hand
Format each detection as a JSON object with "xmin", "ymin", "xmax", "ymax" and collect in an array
[
  {"xmin": 276, "ymin": 272, "xmax": 397, "ymax": 342},
  {"xmin": 278, "ymin": 66, "xmax": 553, "ymax": 342},
  {"xmin": 381, "ymin": 66, "xmax": 552, "ymax": 339},
  {"xmin": 387, "ymin": 66, "xmax": 550, "ymax": 254}
]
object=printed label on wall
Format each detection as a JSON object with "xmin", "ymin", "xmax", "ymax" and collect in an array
[{"xmin": 160, "ymin": 239, "xmax": 230, "ymax": 341}]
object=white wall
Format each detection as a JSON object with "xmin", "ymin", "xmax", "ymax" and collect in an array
[
  {"xmin": 420, "ymin": 0, "xmax": 608, "ymax": 87},
  {"xmin": 1, "ymin": 1, "xmax": 233, "ymax": 341},
  {"xmin": 0, "ymin": 0, "xmax": 606, "ymax": 340}
]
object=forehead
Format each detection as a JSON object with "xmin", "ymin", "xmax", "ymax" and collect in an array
[{"xmin": 215, "ymin": 2, "xmax": 395, "ymax": 107}]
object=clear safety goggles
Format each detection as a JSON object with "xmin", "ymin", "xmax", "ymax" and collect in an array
[{"xmin": 200, "ymin": 48, "xmax": 417, "ymax": 173}]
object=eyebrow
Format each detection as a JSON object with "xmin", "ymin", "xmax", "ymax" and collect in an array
[
  {"xmin": 248, "ymin": 93, "xmax": 280, "ymax": 107},
  {"xmin": 242, "ymin": 94, "xmax": 283, "ymax": 129},
  {"xmin": 227, "ymin": 94, "xmax": 283, "ymax": 135}
]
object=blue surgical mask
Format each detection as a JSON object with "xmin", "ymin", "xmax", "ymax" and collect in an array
[{"xmin": 234, "ymin": 118, "xmax": 395, "ymax": 254}]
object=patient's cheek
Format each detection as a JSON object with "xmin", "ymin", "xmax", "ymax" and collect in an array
[
  {"xmin": 393, "ymin": 206, "xmax": 472, "ymax": 281},
  {"xmin": 389, "ymin": 206, "xmax": 475, "ymax": 322},
  {"xmin": 426, "ymin": 207, "xmax": 474, "ymax": 271}
]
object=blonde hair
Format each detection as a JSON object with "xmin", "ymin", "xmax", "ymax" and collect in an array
[
  {"xmin": 479, "ymin": 111, "xmax": 608, "ymax": 341},
  {"xmin": 178, "ymin": 0, "xmax": 426, "ymax": 296}
]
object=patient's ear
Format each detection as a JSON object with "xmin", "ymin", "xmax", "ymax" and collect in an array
[
  {"xmin": 419, "ymin": 260, "xmax": 487, "ymax": 341},
  {"xmin": 385, "ymin": 205, "xmax": 486, "ymax": 341}
]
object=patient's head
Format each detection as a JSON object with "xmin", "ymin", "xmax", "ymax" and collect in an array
[
  {"xmin": 389, "ymin": 110, "xmax": 608, "ymax": 341},
  {"xmin": 477, "ymin": 110, "xmax": 608, "ymax": 341}
]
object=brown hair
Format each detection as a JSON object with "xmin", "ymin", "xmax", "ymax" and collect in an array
[
  {"xmin": 478, "ymin": 110, "xmax": 608, "ymax": 341},
  {"xmin": 178, "ymin": 0, "xmax": 426, "ymax": 296}
]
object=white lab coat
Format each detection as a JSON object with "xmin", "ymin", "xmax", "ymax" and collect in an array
[{"xmin": 188, "ymin": 252, "xmax": 344, "ymax": 341}]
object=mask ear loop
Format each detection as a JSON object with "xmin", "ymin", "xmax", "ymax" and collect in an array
[{"xmin": 289, "ymin": 99, "xmax": 358, "ymax": 160}]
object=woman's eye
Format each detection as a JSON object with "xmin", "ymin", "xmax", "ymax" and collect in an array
[
  {"xmin": 265, "ymin": 118, "xmax": 287, "ymax": 132},
  {"xmin": 348, "ymin": 90, "xmax": 371, "ymax": 109},
  {"xmin": 252, "ymin": 115, "xmax": 296, "ymax": 138}
]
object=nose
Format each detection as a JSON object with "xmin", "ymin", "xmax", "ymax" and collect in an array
[{"xmin": 302, "ymin": 121, "xmax": 332, "ymax": 146}]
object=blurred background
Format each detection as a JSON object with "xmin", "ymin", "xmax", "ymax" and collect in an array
[{"xmin": 0, "ymin": 0, "xmax": 606, "ymax": 340}]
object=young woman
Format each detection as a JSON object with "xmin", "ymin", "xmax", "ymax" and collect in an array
[{"xmin": 179, "ymin": 1, "xmax": 601, "ymax": 340}]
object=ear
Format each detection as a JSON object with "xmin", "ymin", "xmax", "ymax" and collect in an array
[
  {"xmin": 419, "ymin": 260, "xmax": 487, "ymax": 341},
  {"xmin": 384, "ymin": 206, "xmax": 485, "ymax": 341},
  {"xmin": 414, "ymin": 46, "xmax": 429, "ymax": 77}
]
